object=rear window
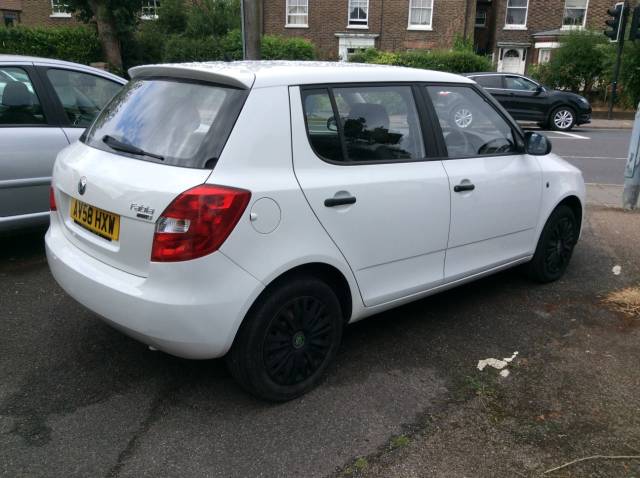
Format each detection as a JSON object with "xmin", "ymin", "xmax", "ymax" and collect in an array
[
  {"xmin": 473, "ymin": 75, "xmax": 503, "ymax": 89},
  {"xmin": 84, "ymin": 78, "xmax": 246, "ymax": 169}
]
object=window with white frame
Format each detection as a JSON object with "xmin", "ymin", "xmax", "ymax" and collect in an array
[
  {"xmin": 408, "ymin": 0, "xmax": 434, "ymax": 29},
  {"xmin": 141, "ymin": 0, "xmax": 160, "ymax": 19},
  {"xmin": 505, "ymin": 0, "xmax": 528, "ymax": 27},
  {"xmin": 286, "ymin": 0, "xmax": 308, "ymax": 26},
  {"xmin": 475, "ymin": 9, "xmax": 487, "ymax": 27},
  {"xmin": 538, "ymin": 49, "xmax": 552, "ymax": 63},
  {"xmin": 562, "ymin": 0, "xmax": 587, "ymax": 27},
  {"xmin": 51, "ymin": 0, "xmax": 70, "ymax": 16},
  {"xmin": 348, "ymin": 0, "xmax": 368, "ymax": 26}
]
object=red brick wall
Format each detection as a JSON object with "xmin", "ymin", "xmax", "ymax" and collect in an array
[
  {"xmin": 264, "ymin": 0, "xmax": 475, "ymax": 60},
  {"xmin": 11, "ymin": 0, "xmax": 80, "ymax": 27},
  {"xmin": 491, "ymin": 0, "xmax": 627, "ymax": 71}
]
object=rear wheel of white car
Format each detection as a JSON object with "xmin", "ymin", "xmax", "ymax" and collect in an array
[
  {"xmin": 226, "ymin": 276, "xmax": 343, "ymax": 401},
  {"xmin": 526, "ymin": 205, "xmax": 578, "ymax": 283},
  {"xmin": 550, "ymin": 106, "xmax": 576, "ymax": 131}
]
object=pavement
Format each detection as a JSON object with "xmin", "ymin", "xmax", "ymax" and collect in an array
[
  {"xmin": 586, "ymin": 118, "xmax": 634, "ymax": 129},
  {"xmin": 587, "ymin": 183, "xmax": 626, "ymax": 208}
]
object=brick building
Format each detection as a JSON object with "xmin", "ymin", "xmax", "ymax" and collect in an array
[
  {"xmin": 264, "ymin": 0, "xmax": 622, "ymax": 73},
  {"xmin": 1, "ymin": 0, "xmax": 159, "ymax": 27},
  {"xmin": 263, "ymin": 0, "xmax": 477, "ymax": 60},
  {"xmin": 479, "ymin": 0, "xmax": 623, "ymax": 74}
]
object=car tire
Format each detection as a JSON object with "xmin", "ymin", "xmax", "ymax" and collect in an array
[
  {"xmin": 525, "ymin": 205, "xmax": 578, "ymax": 283},
  {"xmin": 450, "ymin": 104, "xmax": 474, "ymax": 129},
  {"xmin": 226, "ymin": 275, "xmax": 343, "ymax": 401},
  {"xmin": 550, "ymin": 106, "xmax": 576, "ymax": 131}
]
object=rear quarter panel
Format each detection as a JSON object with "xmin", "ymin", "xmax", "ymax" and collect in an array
[{"xmin": 211, "ymin": 85, "xmax": 364, "ymax": 321}]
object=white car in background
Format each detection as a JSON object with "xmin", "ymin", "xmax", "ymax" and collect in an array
[{"xmin": 46, "ymin": 61, "xmax": 585, "ymax": 401}]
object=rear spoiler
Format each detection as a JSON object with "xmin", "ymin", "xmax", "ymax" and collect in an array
[{"xmin": 129, "ymin": 63, "xmax": 255, "ymax": 89}]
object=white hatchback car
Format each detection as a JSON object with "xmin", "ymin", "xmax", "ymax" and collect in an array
[{"xmin": 46, "ymin": 61, "xmax": 585, "ymax": 400}]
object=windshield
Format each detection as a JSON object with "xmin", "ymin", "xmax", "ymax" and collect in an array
[{"xmin": 84, "ymin": 78, "xmax": 246, "ymax": 168}]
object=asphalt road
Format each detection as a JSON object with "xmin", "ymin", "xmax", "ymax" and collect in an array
[
  {"xmin": 2, "ymin": 205, "xmax": 640, "ymax": 477},
  {"xmin": 524, "ymin": 126, "xmax": 631, "ymax": 185}
]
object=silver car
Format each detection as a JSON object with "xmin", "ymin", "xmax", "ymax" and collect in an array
[{"xmin": 0, "ymin": 55, "xmax": 125, "ymax": 232}]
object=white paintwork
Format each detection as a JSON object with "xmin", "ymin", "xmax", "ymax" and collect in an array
[
  {"xmin": 442, "ymin": 154, "xmax": 542, "ymax": 280},
  {"xmin": 289, "ymin": 86, "xmax": 450, "ymax": 306},
  {"xmin": 46, "ymin": 61, "xmax": 585, "ymax": 360}
]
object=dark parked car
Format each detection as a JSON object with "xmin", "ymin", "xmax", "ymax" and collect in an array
[{"xmin": 464, "ymin": 72, "xmax": 591, "ymax": 131}]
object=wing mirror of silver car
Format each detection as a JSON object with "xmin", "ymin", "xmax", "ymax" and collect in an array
[{"xmin": 525, "ymin": 131, "xmax": 552, "ymax": 155}]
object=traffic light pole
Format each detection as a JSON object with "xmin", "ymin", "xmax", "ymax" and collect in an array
[{"xmin": 608, "ymin": 3, "xmax": 628, "ymax": 120}]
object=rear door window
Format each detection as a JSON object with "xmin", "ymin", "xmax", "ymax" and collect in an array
[
  {"xmin": 0, "ymin": 67, "xmax": 46, "ymax": 125},
  {"xmin": 84, "ymin": 79, "xmax": 246, "ymax": 168},
  {"xmin": 472, "ymin": 75, "xmax": 503, "ymax": 89},
  {"xmin": 46, "ymin": 68, "xmax": 122, "ymax": 127},
  {"xmin": 301, "ymin": 84, "xmax": 425, "ymax": 163}
]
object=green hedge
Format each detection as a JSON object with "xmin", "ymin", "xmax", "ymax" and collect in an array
[
  {"xmin": 0, "ymin": 26, "xmax": 102, "ymax": 65},
  {"xmin": 124, "ymin": 29, "xmax": 314, "ymax": 68},
  {"xmin": 349, "ymin": 48, "xmax": 493, "ymax": 74}
]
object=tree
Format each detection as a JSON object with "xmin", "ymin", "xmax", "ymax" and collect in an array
[
  {"xmin": 67, "ymin": 0, "xmax": 142, "ymax": 72},
  {"xmin": 186, "ymin": 0, "xmax": 240, "ymax": 38},
  {"xmin": 530, "ymin": 31, "xmax": 609, "ymax": 96}
]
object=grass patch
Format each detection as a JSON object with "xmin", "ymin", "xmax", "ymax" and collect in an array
[
  {"xmin": 603, "ymin": 285, "xmax": 640, "ymax": 318},
  {"xmin": 343, "ymin": 457, "xmax": 369, "ymax": 476},
  {"xmin": 389, "ymin": 434, "xmax": 411, "ymax": 450}
]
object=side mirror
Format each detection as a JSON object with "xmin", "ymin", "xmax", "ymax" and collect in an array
[
  {"xmin": 534, "ymin": 85, "xmax": 544, "ymax": 95},
  {"xmin": 525, "ymin": 131, "xmax": 552, "ymax": 155},
  {"xmin": 326, "ymin": 116, "xmax": 338, "ymax": 132}
]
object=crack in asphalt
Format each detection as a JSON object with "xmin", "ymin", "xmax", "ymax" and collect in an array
[{"xmin": 106, "ymin": 381, "xmax": 180, "ymax": 478}]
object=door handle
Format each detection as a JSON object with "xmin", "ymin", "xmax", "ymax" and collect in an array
[
  {"xmin": 324, "ymin": 196, "xmax": 356, "ymax": 207},
  {"xmin": 454, "ymin": 183, "xmax": 475, "ymax": 193}
]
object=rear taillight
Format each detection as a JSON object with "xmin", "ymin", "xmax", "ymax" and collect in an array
[
  {"xmin": 49, "ymin": 186, "xmax": 57, "ymax": 211},
  {"xmin": 151, "ymin": 184, "xmax": 251, "ymax": 262}
]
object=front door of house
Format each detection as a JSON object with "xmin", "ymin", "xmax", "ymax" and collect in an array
[{"xmin": 499, "ymin": 48, "xmax": 526, "ymax": 74}]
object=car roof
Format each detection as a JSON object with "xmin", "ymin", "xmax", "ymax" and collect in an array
[
  {"xmin": 0, "ymin": 54, "xmax": 126, "ymax": 83},
  {"xmin": 129, "ymin": 60, "xmax": 474, "ymax": 89},
  {"xmin": 464, "ymin": 72, "xmax": 504, "ymax": 77}
]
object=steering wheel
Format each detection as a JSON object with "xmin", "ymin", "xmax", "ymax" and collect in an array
[{"xmin": 478, "ymin": 138, "xmax": 513, "ymax": 155}]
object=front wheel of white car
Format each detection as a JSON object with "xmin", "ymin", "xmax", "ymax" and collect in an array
[
  {"xmin": 226, "ymin": 275, "xmax": 343, "ymax": 401},
  {"xmin": 526, "ymin": 205, "xmax": 578, "ymax": 283}
]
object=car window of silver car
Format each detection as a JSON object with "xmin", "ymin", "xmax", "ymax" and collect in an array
[
  {"xmin": 46, "ymin": 69, "xmax": 122, "ymax": 127},
  {"xmin": 0, "ymin": 67, "xmax": 46, "ymax": 125}
]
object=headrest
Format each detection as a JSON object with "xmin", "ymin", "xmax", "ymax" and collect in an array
[
  {"xmin": 2, "ymin": 81, "xmax": 33, "ymax": 107},
  {"xmin": 348, "ymin": 103, "xmax": 390, "ymax": 130}
]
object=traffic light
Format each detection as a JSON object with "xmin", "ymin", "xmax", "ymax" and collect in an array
[
  {"xmin": 605, "ymin": 2, "xmax": 625, "ymax": 42},
  {"xmin": 630, "ymin": 6, "xmax": 640, "ymax": 41}
]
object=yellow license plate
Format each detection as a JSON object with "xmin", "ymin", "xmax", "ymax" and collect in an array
[{"xmin": 70, "ymin": 198, "xmax": 120, "ymax": 241}]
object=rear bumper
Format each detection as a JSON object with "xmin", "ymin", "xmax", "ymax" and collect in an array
[{"xmin": 45, "ymin": 213, "xmax": 264, "ymax": 359}]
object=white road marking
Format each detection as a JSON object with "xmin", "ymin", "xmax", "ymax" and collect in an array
[
  {"xmin": 563, "ymin": 155, "xmax": 627, "ymax": 160},
  {"xmin": 548, "ymin": 131, "xmax": 590, "ymax": 139}
]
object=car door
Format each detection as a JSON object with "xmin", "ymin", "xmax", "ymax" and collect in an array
[
  {"xmin": 0, "ymin": 63, "xmax": 70, "ymax": 230},
  {"xmin": 472, "ymin": 74, "xmax": 511, "ymax": 105},
  {"xmin": 290, "ymin": 84, "xmax": 451, "ymax": 307},
  {"xmin": 501, "ymin": 75, "xmax": 547, "ymax": 121},
  {"xmin": 424, "ymin": 84, "xmax": 542, "ymax": 281},
  {"xmin": 37, "ymin": 66, "xmax": 124, "ymax": 144}
]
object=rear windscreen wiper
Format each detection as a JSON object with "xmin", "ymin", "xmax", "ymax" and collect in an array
[{"xmin": 102, "ymin": 135, "xmax": 164, "ymax": 161}]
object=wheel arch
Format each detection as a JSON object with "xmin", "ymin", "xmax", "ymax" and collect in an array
[{"xmin": 249, "ymin": 262, "xmax": 354, "ymax": 325}]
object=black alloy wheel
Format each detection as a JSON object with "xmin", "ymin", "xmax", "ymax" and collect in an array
[
  {"xmin": 264, "ymin": 296, "xmax": 333, "ymax": 386},
  {"xmin": 526, "ymin": 204, "xmax": 578, "ymax": 283},
  {"xmin": 226, "ymin": 275, "xmax": 343, "ymax": 401}
]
